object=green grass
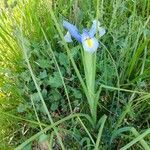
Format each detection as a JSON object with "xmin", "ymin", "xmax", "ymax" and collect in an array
[{"xmin": 0, "ymin": 0, "xmax": 150, "ymax": 149}]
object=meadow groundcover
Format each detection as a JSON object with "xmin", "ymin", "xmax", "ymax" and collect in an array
[{"xmin": 0, "ymin": 0, "xmax": 150, "ymax": 149}]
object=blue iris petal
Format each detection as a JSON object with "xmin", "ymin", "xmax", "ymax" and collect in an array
[
  {"xmin": 81, "ymin": 37, "xmax": 99, "ymax": 53},
  {"xmin": 89, "ymin": 20, "xmax": 100, "ymax": 37},
  {"xmin": 82, "ymin": 29, "xmax": 90, "ymax": 39},
  {"xmin": 89, "ymin": 20, "xmax": 106, "ymax": 38},
  {"xmin": 81, "ymin": 29, "xmax": 99, "ymax": 53},
  {"xmin": 64, "ymin": 31, "xmax": 73, "ymax": 43},
  {"xmin": 63, "ymin": 20, "xmax": 82, "ymax": 42},
  {"xmin": 98, "ymin": 27, "xmax": 106, "ymax": 37}
]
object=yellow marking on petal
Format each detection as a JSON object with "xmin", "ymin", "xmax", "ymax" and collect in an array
[{"xmin": 85, "ymin": 39, "xmax": 93, "ymax": 48}]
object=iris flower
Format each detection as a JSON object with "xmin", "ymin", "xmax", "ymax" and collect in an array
[{"xmin": 63, "ymin": 20, "xmax": 106, "ymax": 53}]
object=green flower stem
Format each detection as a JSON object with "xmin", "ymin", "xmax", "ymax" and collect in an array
[
  {"xmin": 84, "ymin": 52, "xmax": 95, "ymax": 94},
  {"xmin": 83, "ymin": 51, "xmax": 97, "ymax": 124}
]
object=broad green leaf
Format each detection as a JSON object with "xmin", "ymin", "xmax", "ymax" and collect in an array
[
  {"xmin": 36, "ymin": 59, "xmax": 50, "ymax": 69},
  {"xmin": 17, "ymin": 103, "xmax": 26, "ymax": 113},
  {"xmin": 73, "ymin": 89, "xmax": 82, "ymax": 99},
  {"xmin": 48, "ymin": 72, "xmax": 63, "ymax": 88},
  {"xmin": 39, "ymin": 134, "xmax": 48, "ymax": 142},
  {"xmin": 51, "ymin": 102, "xmax": 59, "ymax": 111},
  {"xmin": 39, "ymin": 70, "xmax": 47, "ymax": 79},
  {"xmin": 58, "ymin": 53, "xmax": 68, "ymax": 67}
]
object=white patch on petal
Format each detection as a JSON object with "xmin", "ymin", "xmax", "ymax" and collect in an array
[
  {"xmin": 98, "ymin": 27, "xmax": 106, "ymax": 37},
  {"xmin": 64, "ymin": 31, "xmax": 72, "ymax": 42},
  {"xmin": 92, "ymin": 20, "xmax": 101, "ymax": 27},
  {"xmin": 82, "ymin": 37, "xmax": 99, "ymax": 53}
]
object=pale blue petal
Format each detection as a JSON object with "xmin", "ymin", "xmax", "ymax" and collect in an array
[
  {"xmin": 99, "ymin": 27, "xmax": 106, "ymax": 37},
  {"xmin": 64, "ymin": 31, "xmax": 73, "ymax": 42},
  {"xmin": 81, "ymin": 29, "xmax": 90, "ymax": 40},
  {"xmin": 63, "ymin": 20, "xmax": 81, "ymax": 42},
  {"xmin": 89, "ymin": 20, "xmax": 101, "ymax": 37},
  {"xmin": 82, "ymin": 37, "xmax": 99, "ymax": 53}
]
